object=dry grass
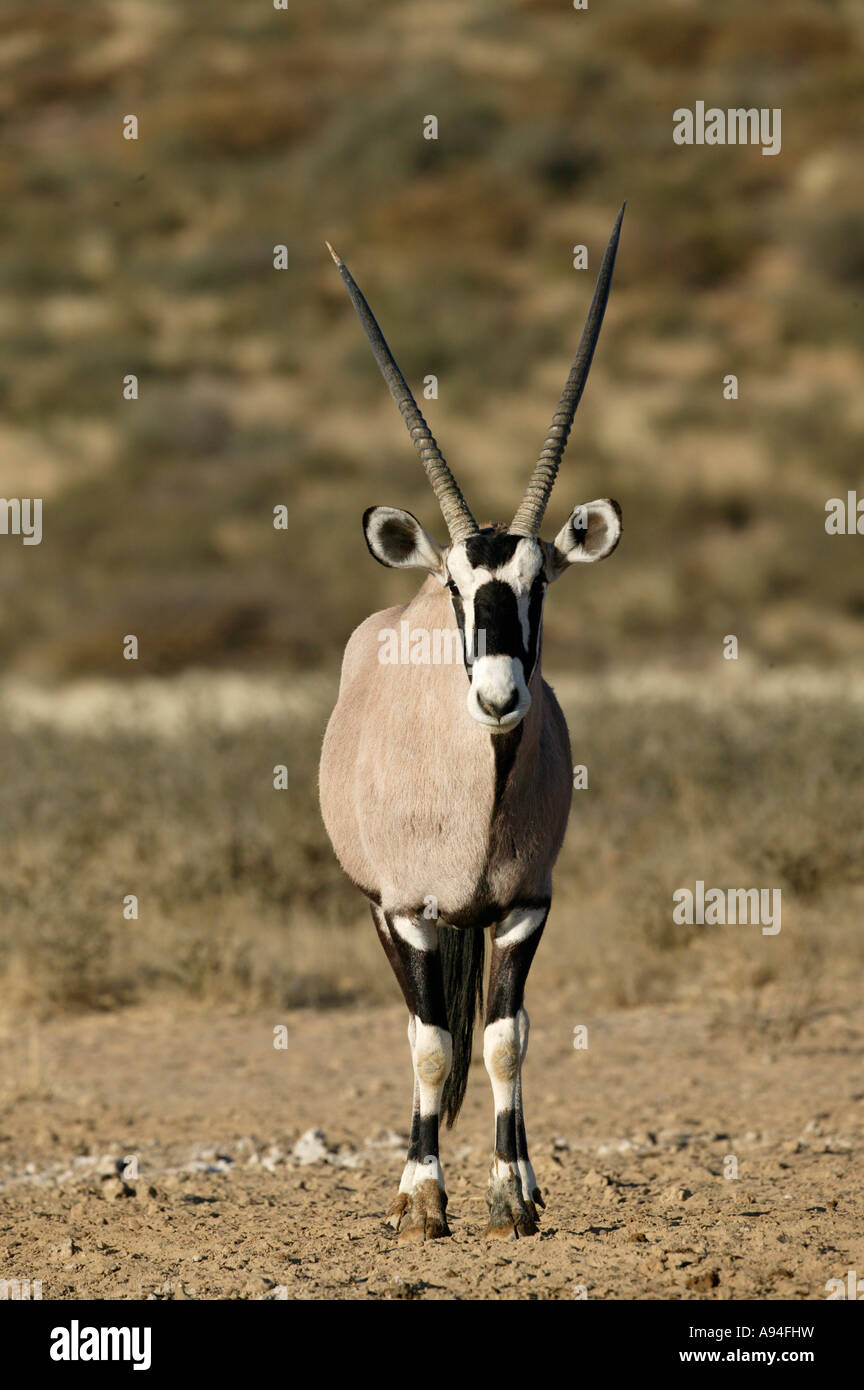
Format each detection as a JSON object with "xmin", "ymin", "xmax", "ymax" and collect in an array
[{"xmin": 2, "ymin": 674, "xmax": 862, "ymax": 1031}]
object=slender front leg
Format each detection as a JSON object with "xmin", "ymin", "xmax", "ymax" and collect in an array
[
  {"xmin": 483, "ymin": 901, "xmax": 548, "ymax": 1239},
  {"xmin": 371, "ymin": 905, "xmax": 453, "ymax": 1243}
]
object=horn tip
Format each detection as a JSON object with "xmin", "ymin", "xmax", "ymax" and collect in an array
[{"xmin": 325, "ymin": 240, "xmax": 343, "ymax": 266}]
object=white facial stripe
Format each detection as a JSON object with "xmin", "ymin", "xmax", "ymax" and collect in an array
[
  {"xmin": 496, "ymin": 542, "xmax": 544, "ymax": 591},
  {"xmin": 502, "ymin": 544, "xmax": 545, "ymax": 655},
  {"xmin": 446, "ymin": 548, "xmax": 487, "ymax": 592},
  {"xmin": 463, "ymin": 594, "xmax": 475, "ymax": 659}
]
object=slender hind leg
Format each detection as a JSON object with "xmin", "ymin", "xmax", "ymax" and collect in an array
[
  {"xmin": 514, "ymin": 1008, "xmax": 545, "ymax": 1223},
  {"xmin": 483, "ymin": 901, "xmax": 548, "ymax": 1240},
  {"xmin": 371, "ymin": 904, "xmax": 452, "ymax": 1243}
]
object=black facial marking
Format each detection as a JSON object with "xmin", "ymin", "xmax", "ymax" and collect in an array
[
  {"xmin": 464, "ymin": 531, "xmax": 523, "ymax": 570},
  {"xmin": 473, "ymin": 580, "xmax": 523, "ymax": 658},
  {"xmin": 448, "ymin": 531, "xmax": 548, "ymax": 677},
  {"xmin": 448, "ymin": 589, "xmax": 471, "ymax": 674}
]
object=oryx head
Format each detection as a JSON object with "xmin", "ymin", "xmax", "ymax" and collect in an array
[{"xmin": 327, "ymin": 206, "xmax": 625, "ymax": 734}]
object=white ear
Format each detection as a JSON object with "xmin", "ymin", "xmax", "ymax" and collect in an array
[
  {"xmin": 363, "ymin": 506, "xmax": 446, "ymax": 576},
  {"xmin": 550, "ymin": 498, "xmax": 622, "ymax": 576}
]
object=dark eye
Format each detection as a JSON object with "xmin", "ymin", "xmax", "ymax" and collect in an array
[{"xmin": 446, "ymin": 579, "xmax": 459, "ymax": 595}]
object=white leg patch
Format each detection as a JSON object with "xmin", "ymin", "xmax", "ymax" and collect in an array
[
  {"xmin": 413, "ymin": 1020, "xmax": 452, "ymax": 1115},
  {"xmin": 398, "ymin": 1030, "xmax": 420, "ymax": 1194},
  {"xmin": 494, "ymin": 907, "xmax": 546, "ymax": 948},
  {"xmin": 517, "ymin": 1157, "xmax": 538, "ymax": 1199},
  {"xmin": 515, "ymin": 1006, "xmax": 530, "ymax": 1058},
  {"xmin": 391, "ymin": 915, "xmax": 436, "ymax": 951},
  {"xmin": 413, "ymin": 1154, "xmax": 445, "ymax": 1191},
  {"xmin": 483, "ymin": 1016, "xmax": 519, "ymax": 1114},
  {"xmin": 489, "ymin": 1153, "xmax": 516, "ymax": 1185},
  {"xmin": 398, "ymin": 1159, "xmax": 418, "ymax": 1194}
]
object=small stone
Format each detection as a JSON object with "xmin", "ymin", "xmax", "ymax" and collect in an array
[
  {"xmin": 685, "ymin": 1269, "xmax": 719, "ymax": 1291},
  {"xmin": 583, "ymin": 1169, "xmax": 612, "ymax": 1188},
  {"xmin": 100, "ymin": 1176, "xmax": 133, "ymax": 1201},
  {"xmin": 663, "ymin": 1185, "xmax": 692, "ymax": 1205},
  {"xmin": 52, "ymin": 1237, "xmax": 80, "ymax": 1258},
  {"xmin": 632, "ymin": 1131, "xmax": 658, "ymax": 1148},
  {"xmin": 259, "ymin": 1145, "xmax": 285, "ymax": 1173},
  {"xmin": 291, "ymin": 1128, "xmax": 329, "ymax": 1165}
]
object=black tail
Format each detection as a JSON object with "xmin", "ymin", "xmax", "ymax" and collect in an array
[{"xmin": 439, "ymin": 925, "xmax": 485, "ymax": 1127}]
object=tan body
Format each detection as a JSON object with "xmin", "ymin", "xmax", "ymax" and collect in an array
[
  {"xmin": 320, "ymin": 576, "xmax": 573, "ymax": 924},
  {"xmin": 318, "ymin": 207, "xmax": 624, "ymax": 1240}
]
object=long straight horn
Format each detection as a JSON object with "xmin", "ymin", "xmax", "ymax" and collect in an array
[
  {"xmin": 510, "ymin": 203, "xmax": 625, "ymax": 539},
  {"xmin": 326, "ymin": 243, "xmax": 479, "ymax": 545}
]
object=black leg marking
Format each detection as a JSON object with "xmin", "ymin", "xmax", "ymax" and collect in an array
[
  {"xmin": 483, "ymin": 903, "xmax": 549, "ymax": 1239},
  {"xmin": 371, "ymin": 906, "xmax": 452, "ymax": 1242}
]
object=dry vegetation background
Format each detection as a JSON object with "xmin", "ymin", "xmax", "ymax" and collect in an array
[{"xmin": 1, "ymin": 0, "xmax": 863, "ymax": 1030}]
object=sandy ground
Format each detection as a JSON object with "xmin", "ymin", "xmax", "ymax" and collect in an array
[{"xmin": 2, "ymin": 995, "xmax": 862, "ymax": 1302}]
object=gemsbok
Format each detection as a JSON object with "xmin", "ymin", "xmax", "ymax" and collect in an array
[{"xmin": 319, "ymin": 206, "xmax": 625, "ymax": 1241}]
